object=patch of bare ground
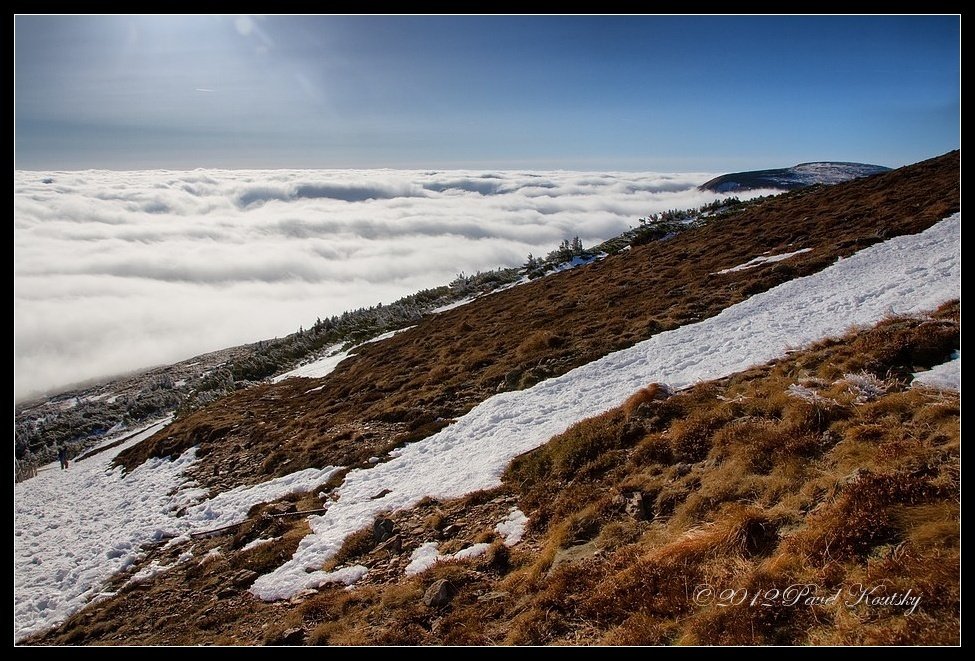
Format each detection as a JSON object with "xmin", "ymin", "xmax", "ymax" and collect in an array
[
  {"xmin": 115, "ymin": 151, "xmax": 959, "ymax": 494},
  {"xmin": 28, "ymin": 302, "xmax": 958, "ymax": 645}
]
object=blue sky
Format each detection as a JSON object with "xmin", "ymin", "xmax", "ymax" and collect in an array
[{"xmin": 15, "ymin": 15, "xmax": 960, "ymax": 171}]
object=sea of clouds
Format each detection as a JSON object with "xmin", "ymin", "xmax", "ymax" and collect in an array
[{"xmin": 14, "ymin": 168, "xmax": 756, "ymax": 400}]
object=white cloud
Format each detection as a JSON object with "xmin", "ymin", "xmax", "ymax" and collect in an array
[{"xmin": 14, "ymin": 168, "xmax": 756, "ymax": 399}]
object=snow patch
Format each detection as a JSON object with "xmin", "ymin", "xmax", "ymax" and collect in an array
[
  {"xmin": 404, "ymin": 542, "xmax": 442, "ymax": 576},
  {"xmin": 495, "ymin": 509, "xmax": 529, "ymax": 545},
  {"xmin": 176, "ymin": 465, "xmax": 339, "ymax": 535},
  {"xmin": 128, "ymin": 561, "xmax": 170, "ymax": 585},
  {"xmin": 312, "ymin": 564, "xmax": 369, "ymax": 588},
  {"xmin": 272, "ymin": 344, "xmax": 347, "ymax": 382},
  {"xmin": 452, "ymin": 543, "xmax": 491, "ymax": 560},
  {"xmin": 403, "ymin": 541, "xmax": 490, "ymax": 576},
  {"xmin": 550, "ymin": 252, "xmax": 607, "ymax": 274},
  {"xmin": 241, "ymin": 537, "xmax": 276, "ymax": 552},
  {"xmin": 272, "ymin": 327, "xmax": 416, "ymax": 383},
  {"xmin": 714, "ymin": 248, "xmax": 812, "ymax": 274},
  {"xmin": 912, "ymin": 351, "xmax": 960, "ymax": 391},
  {"xmin": 432, "ymin": 297, "xmax": 476, "ymax": 314}
]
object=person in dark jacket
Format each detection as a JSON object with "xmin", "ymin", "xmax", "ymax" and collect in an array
[{"xmin": 58, "ymin": 446, "xmax": 69, "ymax": 470}]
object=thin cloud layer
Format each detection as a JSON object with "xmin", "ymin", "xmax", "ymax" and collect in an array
[{"xmin": 14, "ymin": 168, "xmax": 753, "ymax": 399}]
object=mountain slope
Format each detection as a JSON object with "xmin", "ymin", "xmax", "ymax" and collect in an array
[
  {"xmin": 116, "ymin": 151, "xmax": 958, "ymax": 494},
  {"xmin": 25, "ymin": 302, "xmax": 960, "ymax": 645},
  {"xmin": 700, "ymin": 161, "xmax": 891, "ymax": 192}
]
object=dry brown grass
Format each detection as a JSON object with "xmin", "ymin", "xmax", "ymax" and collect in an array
[
  {"xmin": 622, "ymin": 383, "xmax": 666, "ymax": 419},
  {"xmin": 29, "ymin": 304, "xmax": 959, "ymax": 646}
]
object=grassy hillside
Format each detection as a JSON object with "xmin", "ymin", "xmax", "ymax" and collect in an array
[{"xmin": 28, "ymin": 302, "xmax": 959, "ymax": 645}]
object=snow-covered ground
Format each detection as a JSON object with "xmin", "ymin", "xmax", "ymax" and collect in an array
[
  {"xmin": 271, "ymin": 344, "xmax": 346, "ymax": 383},
  {"xmin": 250, "ymin": 213, "xmax": 960, "ymax": 600},
  {"xmin": 404, "ymin": 541, "xmax": 492, "ymax": 576},
  {"xmin": 431, "ymin": 297, "xmax": 477, "ymax": 314},
  {"xmin": 714, "ymin": 248, "xmax": 812, "ymax": 274},
  {"xmin": 271, "ymin": 327, "xmax": 415, "ymax": 383},
  {"xmin": 495, "ymin": 509, "xmax": 529, "ymax": 546},
  {"xmin": 913, "ymin": 351, "xmax": 960, "ymax": 391},
  {"xmin": 14, "ymin": 419, "xmax": 341, "ymax": 641}
]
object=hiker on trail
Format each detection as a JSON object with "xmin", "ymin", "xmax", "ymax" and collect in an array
[{"xmin": 58, "ymin": 446, "xmax": 69, "ymax": 470}]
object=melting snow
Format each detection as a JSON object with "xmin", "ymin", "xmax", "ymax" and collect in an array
[
  {"xmin": 250, "ymin": 213, "xmax": 959, "ymax": 601},
  {"xmin": 403, "ymin": 542, "xmax": 491, "ymax": 576},
  {"xmin": 432, "ymin": 297, "xmax": 477, "ymax": 314},
  {"xmin": 315, "ymin": 564, "xmax": 369, "ymax": 588},
  {"xmin": 272, "ymin": 327, "xmax": 416, "ymax": 383},
  {"xmin": 271, "ymin": 343, "xmax": 347, "ymax": 382},
  {"xmin": 913, "ymin": 351, "xmax": 960, "ymax": 391},
  {"xmin": 15, "ymin": 213, "xmax": 961, "ymax": 625},
  {"xmin": 495, "ymin": 509, "xmax": 529, "ymax": 545},
  {"xmin": 404, "ymin": 542, "xmax": 442, "ymax": 576},
  {"xmin": 241, "ymin": 537, "xmax": 276, "ymax": 552},
  {"xmin": 714, "ymin": 248, "xmax": 812, "ymax": 274}
]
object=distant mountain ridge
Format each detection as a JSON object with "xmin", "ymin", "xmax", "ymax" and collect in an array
[{"xmin": 700, "ymin": 161, "xmax": 891, "ymax": 192}]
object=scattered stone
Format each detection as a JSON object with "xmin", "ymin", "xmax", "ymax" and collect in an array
[
  {"xmin": 477, "ymin": 591, "xmax": 509, "ymax": 603},
  {"xmin": 423, "ymin": 579, "xmax": 454, "ymax": 608},
  {"xmin": 373, "ymin": 518, "xmax": 396, "ymax": 542},
  {"xmin": 156, "ymin": 613, "xmax": 180, "ymax": 629},
  {"xmin": 440, "ymin": 524, "xmax": 461, "ymax": 539},
  {"xmin": 267, "ymin": 627, "xmax": 305, "ymax": 645},
  {"xmin": 504, "ymin": 368, "xmax": 522, "ymax": 389},
  {"xmin": 624, "ymin": 491, "xmax": 649, "ymax": 520},
  {"xmin": 230, "ymin": 569, "xmax": 258, "ymax": 587},
  {"xmin": 370, "ymin": 488, "xmax": 393, "ymax": 500},
  {"xmin": 550, "ymin": 540, "xmax": 601, "ymax": 572},
  {"xmin": 634, "ymin": 402, "xmax": 653, "ymax": 418},
  {"xmin": 375, "ymin": 534, "xmax": 402, "ymax": 555}
]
